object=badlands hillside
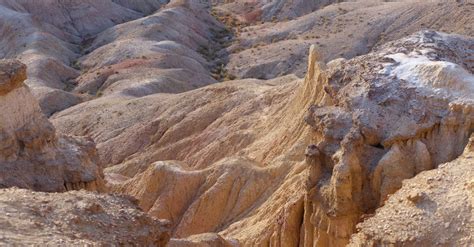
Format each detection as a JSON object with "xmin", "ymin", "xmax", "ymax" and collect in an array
[{"xmin": 0, "ymin": 0, "xmax": 473, "ymax": 246}]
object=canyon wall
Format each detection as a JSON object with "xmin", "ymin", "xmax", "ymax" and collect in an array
[
  {"xmin": 93, "ymin": 31, "xmax": 473, "ymax": 246},
  {"xmin": 300, "ymin": 30, "xmax": 473, "ymax": 246},
  {"xmin": 349, "ymin": 134, "xmax": 474, "ymax": 246},
  {"xmin": 0, "ymin": 59, "xmax": 171, "ymax": 245},
  {"xmin": 109, "ymin": 31, "xmax": 473, "ymax": 246}
]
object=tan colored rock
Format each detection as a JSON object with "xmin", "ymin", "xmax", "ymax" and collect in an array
[
  {"xmin": 0, "ymin": 1, "xmax": 470, "ymax": 246},
  {"xmin": 0, "ymin": 188, "xmax": 170, "ymax": 246},
  {"xmin": 221, "ymin": 0, "xmax": 474, "ymax": 80},
  {"xmin": 168, "ymin": 233, "xmax": 237, "ymax": 247},
  {"xmin": 0, "ymin": 60, "xmax": 26, "ymax": 95},
  {"xmin": 52, "ymin": 30, "xmax": 473, "ymax": 246},
  {"xmin": 0, "ymin": 59, "xmax": 104, "ymax": 192},
  {"xmin": 301, "ymin": 30, "xmax": 473, "ymax": 246},
  {"xmin": 373, "ymin": 140, "xmax": 432, "ymax": 203},
  {"xmin": 350, "ymin": 136, "xmax": 474, "ymax": 246},
  {"xmin": 8, "ymin": 0, "xmax": 460, "ymax": 244}
]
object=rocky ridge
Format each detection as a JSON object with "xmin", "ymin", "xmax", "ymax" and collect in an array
[
  {"xmin": 217, "ymin": 0, "xmax": 474, "ymax": 80},
  {"xmin": 0, "ymin": 0, "xmax": 472, "ymax": 246},
  {"xmin": 53, "ymin": 30, "xmax": 473, "ymax": 246},
  {"xmin": 0, "ymin": 59, "xmax": 104, "ymax": 192},
  {"xmin": 0, "ymin": 59, "xmax": 171, "ymax": 245},
  {"xmin": 0, "ymin": 0, "xmax": 161, "ymax": 115},
  {"xmin": 72, "ymin": 0, "xmax": 223, "ymax": 98},
  {"xmin": 300, "ymin": 30, "xmax": 473, "ymax": 246}
]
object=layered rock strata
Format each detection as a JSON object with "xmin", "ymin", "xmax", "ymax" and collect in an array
[{"xmin": 53, "ymin": 30, "xmax": 473, "ymax": 246}]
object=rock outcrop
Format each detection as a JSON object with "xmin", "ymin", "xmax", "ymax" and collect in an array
[
  {"xmin": 1, "ymin": 1, "xmax": 471, "ymax": 246},
  {"xmin": 27, "ymin": 1, "xmax": 471, "ymax": 245},
  {"xmin": 0, "ymin": 59, "xmax": 104, "ymax": 192},
  {"xmin": 53, "ymin": 30, "xmax": 472, "ymax": 246},
  {"xmin": 349, "ymin": 134, "xmax": 474, "ymax": 246},
  {"xmin": 300, "ymin": 30, "xmax": 473, "ymax": 246},
  {"xmin": 0, "ymin": 188, "xmax": 170, "ymax": 246},
  {"xmin": 94, "ymin": 31, "xmax": 473, "ymax": 246}
]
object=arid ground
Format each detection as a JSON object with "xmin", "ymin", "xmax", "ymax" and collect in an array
[{"xmin": 0, "ymin": 0, "xmax": 472, "ymax": 246}]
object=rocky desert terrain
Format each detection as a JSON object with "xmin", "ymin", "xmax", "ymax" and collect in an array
[{"xmin": 0, "ymin": 0, "xmax": 472, "ymax": 246}]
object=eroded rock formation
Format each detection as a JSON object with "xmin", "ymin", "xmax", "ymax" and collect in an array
[
  {"xmin": 218, "ymin": 0, "xmax": 473, "ymax": 80},
  {"xmin": 49, "ymin": 30, "xmax": 463, "ymax": 246},
  {"xmin": 300, "ymin": 30, "xmax": 473, "ymax": 246},
  {"xmin": 1, "ymin": 1, "xmax": 471, "ymax": 246},
  {"xmin": 0, "ymin": 59, "xmax": 104, "ymax": 192},
  {"xmin": 0, "ymin": 188, "xmax": 170, "ymax": 245},
  {"xmin": 350, "ymin": 134, "xmax": 474, "ymax": 246},
  {"xmin": 98, "ymin": 31, "xmax": 474, "ymax": 246}
]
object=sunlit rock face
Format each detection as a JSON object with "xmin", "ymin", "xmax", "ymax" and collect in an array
[
  {"xmin": 349, "ymin": 134, "xmax": 474, "ymax": 247},
  {"xmin": 0, "ymin": 59, "xmax": 104, "ymax": 192},
  {"xmin": 69, "ymin": 30, "xmax": 472, "ymax": 246},
  {"xmin": 0, "ymin": 0, "xmax": 471, "ymax": 246},
  {"xmin": 301, "ymin": 30, "xmax": 473, "ymax": 246}
]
